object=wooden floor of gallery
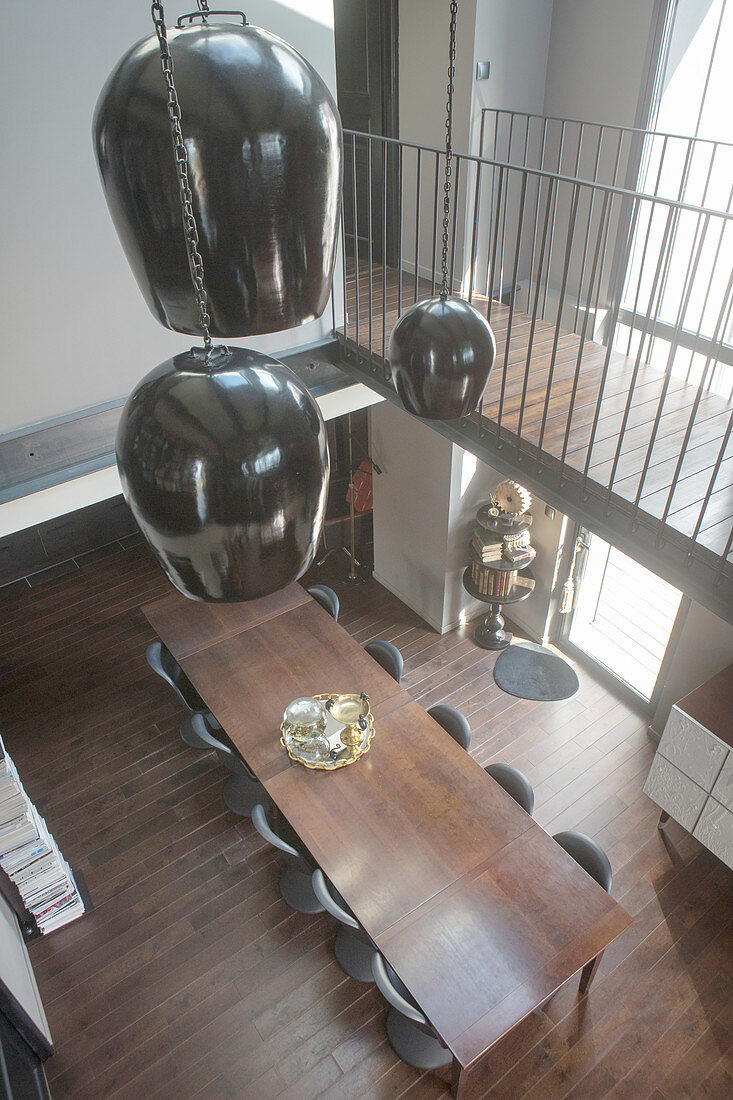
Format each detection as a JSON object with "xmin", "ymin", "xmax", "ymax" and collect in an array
[{"xmin": 1, "ymin": 542, "xmax": 731, "ymax": 1100}]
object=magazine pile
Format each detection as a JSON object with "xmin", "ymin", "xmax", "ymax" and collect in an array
[{"xmin": 0, "ymin": 735, "xmax": 84, "ymax": 934}]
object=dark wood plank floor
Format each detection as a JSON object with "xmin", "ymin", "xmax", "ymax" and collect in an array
[
  {"xmin": 341, "ymin": 258, "xmax": 733, "ymax": 566},
  {"xmin": 1, "ymin": 543, "xmax": 731, "ymax": 1099}
]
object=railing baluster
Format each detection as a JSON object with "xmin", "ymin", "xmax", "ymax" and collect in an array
[
  {"xmin": 516, "ymin": 176, "xmax": 555, "ymax": 453},
  {"xmin": 487, "ymin": 164, "xmax": 505, "ymax": 325},
  {"xmin": 397, "ymin": 143, "xmax": 404, "ymax": 318},
  {"xmin": 382, "ymin": 140, "xmax": 388, "ymax": 375},
  {"xmin": 541, "ymin": 119, "xmax": 567, "ymax": 319},
  {"xmin": 468, "ymin": 160, "xmax": 482, "ymax": 303},
  {"xmin": 431, "ymin": 153, "xmax": 440, "ymax": 295},
  {"xmin": 351, "ymin": 133, "xmax": 359, "ymax": 357},
  {"xmin": 573, "ymin": 126, "xmax": 603, "ymax": 332},
  {"xmin": 660, "ymin": 262, "xmax": 733, "ymax": 540},
  {"xmin": 560, "ymin": 188, "xmax": 610, "ymax": 482},
  {"xmin": 449, "ymin": 156, "xmax": 461, "ymax": 294},
  {"xmin": 414, "ymin": 147, "xmax": 421, "ymax": 303},
  {"xmin": 606, "ymin": 203, "xmax": 675, "ymax": 506},
  {"xmin": 497, "ymin": 170, "xmax": 527, "ymax": 441},
  {"xmin": 631, "ymin": 211, "xmax": 710, "ymax": 522},
  {"xmin": 367, "ymin": 137, "xmax": 374, "ymax": 371},
  {"xmin": 536, "ymin": 180, "xmax": 581, "ymax": 466}
]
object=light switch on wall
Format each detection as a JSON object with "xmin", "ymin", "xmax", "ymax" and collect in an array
[{"xmin": 475, "ymin": 61, "xmax": 490, "ymax": 81}]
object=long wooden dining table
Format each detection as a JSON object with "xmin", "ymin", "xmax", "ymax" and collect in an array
[{"xmin": 144, "ymin": 582, "xmax": 632, "ymax": 1099}]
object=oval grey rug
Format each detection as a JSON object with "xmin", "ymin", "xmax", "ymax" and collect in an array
[{"xmin": 493, "ymin": 641, "xmax": 579, "ymax": 701}]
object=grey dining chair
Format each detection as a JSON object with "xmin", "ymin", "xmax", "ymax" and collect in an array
[
  {"xmin": 146, "ymin": 640, "xmax": 219, "ymax": 749},
  {"xmin": 364, "ymin": 639, "xmax": 404, "ymax": 683},
  {"xmin": 190, "ymin": 713, "xmax": 269, "ymax": 816},
  {"xmin": 553, "ymin": 830, "xmax": 612, "ymax": 997},
  {"xmin": 307, "ymin": 584, "xmax": 340, "ymax": 621},
  {"xmin": 485, "ymin": 761, "xmax": 535, "ymax": 815},
  {"xmin": 428, "ymin": 704, "xmax": 472, "ymax": 750},
  {"xmin": 251, "ymin": 804, "xmax": 324, "ymax": 914},
  {"xmin": 312, "ymin": 870, "xmax": 373, "ymax": 982},
  {"xmin": 372, "ymin": 952, "xmax": 451, "ymax": 1071}
]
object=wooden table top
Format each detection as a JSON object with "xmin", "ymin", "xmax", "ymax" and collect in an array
[{"xmin": 143, "ymin": 585, "xmax": 632, "ymax": 1074}]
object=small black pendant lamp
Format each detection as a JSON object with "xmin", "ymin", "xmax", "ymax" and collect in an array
[
  {"xmin": 389, "ymin": 1, "xmax": 496, "ymax": 421},
  {"xmin": 108, "ymin": 2, "xmax": 330, "ymax": 602}
]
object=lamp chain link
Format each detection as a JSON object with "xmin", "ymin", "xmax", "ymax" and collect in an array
[
  {"xmin": 440, "ymin": 0, "xmax": 458, "ymax": 301},
  {"xmin": 151, "ymin": 0, "xmax": 214, "ymax": 357},
  {"xmin": 196, "ymin": 0, "xmax": 210, "ymax": 12}
]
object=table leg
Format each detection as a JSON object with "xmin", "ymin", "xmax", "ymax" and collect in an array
[
  {"xmin": 452, "ymin": 1057, "xmax": 489, "ymax": 1100},
  {"xmin": 578, "ymin": 950, "xmax": 604, "ymax": 995},
  {"xmin": 658, "ymin": 810, "xmax": 670, "ymax": 830}
]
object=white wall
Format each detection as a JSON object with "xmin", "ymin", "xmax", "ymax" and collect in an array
[
  {"xmin": 470, "ymin": 0, "xmax": 554, "ymax": 150},
  {"xmin": 370, "ymin": 402, "xmax": 453, "ymax": 632},
  {"xmin": 0, "ymin": 2, "xmax": 340, "ymax": 436},
  {"xmin": 370, "ymin": 400, "xmax": 566, "ymax": 638},
  {"xmin": 652, "ymin": 601, "xmax": 733, "ymax": 735},
  {"xmin": 543, "ymin": 0, "xmax": 657, "ymax": 126}
]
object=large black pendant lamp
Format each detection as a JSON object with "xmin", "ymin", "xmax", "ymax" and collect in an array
[
  {"xmin": 389, "ymin": 1, "xmax": 496, "ymax": 421},
  {"xmin": 102, "ymin": 2, "xmax": 331, "ymax": 602},
  {"xmin": 94, "ymin": 5, "xmax": 342, "ymax": 337}
]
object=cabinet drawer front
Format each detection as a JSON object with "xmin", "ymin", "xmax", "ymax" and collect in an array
[
  {"xmin": 643, "ymin": 754, "xmax": 707, "ymax": 833},
  {"xmin": 711, "ymin": 753, "xmax": 733, "ymax": 812},
  {"xmin": 692, "ymin": 798, "xmax": 733, "ymax": 871},
  {"xmin": 658, "ymin": 707, "xmax": 727, "ymax": 789}
]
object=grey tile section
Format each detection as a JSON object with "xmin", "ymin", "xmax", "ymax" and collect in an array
[
  {"xmin": 692, "ymin": 798, "xmax": 733, "ymax": 870},
  {"xmin": 27, "ymin": 559, "xmax": 79, "ymax": 586},
  {"xmin": 657, "ymin": 706, "xmax": 729, "ymax": 789},
  {"xmin": 0, "ymin": 527, "xmax": 50, "ymax": 585},
  {"xmin": 711, "ymin": 753, "xmax": 733, "ymax": 813},
  {"xmin": 643, "ymin": 753, "xmax": 708, "ymax": 833},
  {"xmin": 0, "ymin": 496, "xmax": 138, "ymax": 586}
]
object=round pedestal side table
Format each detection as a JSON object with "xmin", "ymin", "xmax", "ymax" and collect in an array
[{"xmin": 462, "ymin": 559, "xmax": 535, "ymax": 650}]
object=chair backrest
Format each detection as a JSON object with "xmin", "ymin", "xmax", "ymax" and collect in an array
[
  {"xmin": 307, "ymin": 584, "xmax": 340, "ymax": 621},
  {"xmin": 371, "ymin": 952, "xmax": 427, "ymax": 1026},
  {"xmin": 251, "ymin": 804, "xmax": 301, "ymax": 858},
  {"xmin": 146, "ymin": 641, "xmax": 205, "ymax": 713},
  {"xmin": 428, "ymin": 705, "xmax": 471, "ymax": 750},
  {"xmin": 364, "ymin": 640, "xmax": 404, "ymax": 683},
  {"xmin": 311, "ymin": 870, "xmax": 359, "ymax": 928},
  {"xmin": 552, "ymin": 830, "xmax": 612, "ymax": 893},
  {"xmin": 485, "ymin": 762, "xmax": 535, "ymax": 815},
  {"xmin": 190, "ymin": 713, "xmax": 257, "ymax": 779}
]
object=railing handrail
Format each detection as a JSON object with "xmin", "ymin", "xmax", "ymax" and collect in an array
[
  {"xmin": 343, "ymin": 128, "xmax": 733, "ymax": 222},
  {"xmin": 479, "ymin": 106, "xmax": 733, "ymax": 153}
]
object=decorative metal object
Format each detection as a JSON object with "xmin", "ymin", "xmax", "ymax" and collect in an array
[
  {"xmin": 116, "ymin": 346, "xmax": 329, "ymax": 602},
  {"xmin": 280, "ymin": 693, "xmax": 374, "ymax": 770},
  {"xmin": 388, "ymin": 1, "xmax": 496, "ymax": 421},
  {"xmin": 105, "ymin": 3, "xmax": 332, "ymax": 603},
  {"xmin": 94, "ymin": 6, "xmax": 342, "ymax": 338}
]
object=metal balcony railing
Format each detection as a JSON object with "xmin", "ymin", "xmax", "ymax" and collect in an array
[{"xmin": 331, "ymin": 122, "xmax": 733, "ymax": 616}]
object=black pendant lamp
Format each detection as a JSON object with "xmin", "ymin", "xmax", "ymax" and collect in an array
[
  {"xmin": 94, "ymin": 5, "xmax": 342, "ymax": 338},
  {"xmin": 104, "ymin": 2, "xmax": 331, "ymax": 602},
  {"xmin": 389, "ymin": 1, "xmax": 496, "ymax": 421}
]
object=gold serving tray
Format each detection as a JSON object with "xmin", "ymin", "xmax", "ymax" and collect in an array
[{"xmin": 280, "ymin": 692, "xmax": 374, "ymax": 770}]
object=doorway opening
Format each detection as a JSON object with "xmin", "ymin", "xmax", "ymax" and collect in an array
[{"xmin": 563, "ymin": 530, "xmax": 684, "ymax": 703}]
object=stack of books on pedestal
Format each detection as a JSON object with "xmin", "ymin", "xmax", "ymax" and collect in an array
[
  {"xmin": 471, "ymin": 518, "xmax": 534, "ymax": 566},
  {"xmin": 0, "ymin": 736, "xmax": 84, "ymax": 935}
]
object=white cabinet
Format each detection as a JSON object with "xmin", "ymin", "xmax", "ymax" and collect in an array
[
  {"xmin": 644, "ymin": 666, "xmax": 733, "ymax": 871},
  {"xmin": 657, "ymin": 707, "xmax": 727, "ymax": 788}
]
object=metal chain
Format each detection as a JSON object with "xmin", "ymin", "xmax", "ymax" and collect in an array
[
  {"xmin": 440, "ymin": 0, "xmax": 458, "ymax": 301},
  {"xmin": 196, "ymin": 0, "xmax": 210, "ymax": 12},
  {"xmin": 151, "ymin": 0, "xmax": 214, "ymax": 356}
]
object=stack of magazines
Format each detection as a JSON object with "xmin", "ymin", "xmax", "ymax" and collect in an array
[{"xmin": 0, "ymin": 737, "xmax": 84, "ymax": 935}]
